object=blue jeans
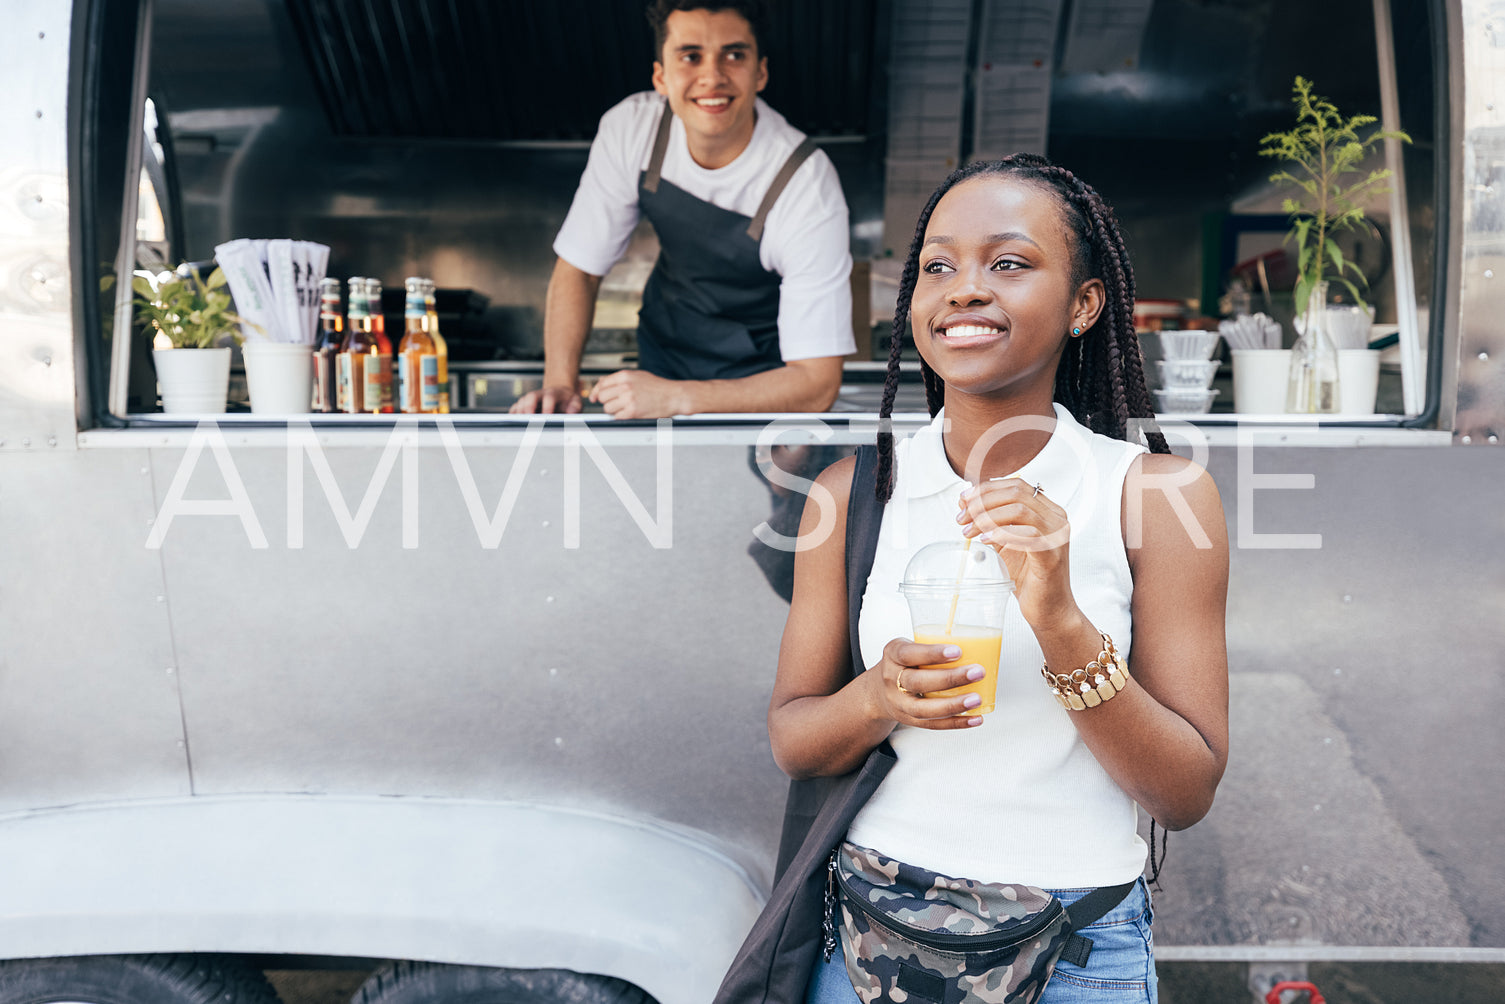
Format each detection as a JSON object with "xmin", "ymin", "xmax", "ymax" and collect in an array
[{"xmin": 804, "ymin": 878, "xmax": 1157, "ymax": 1004}]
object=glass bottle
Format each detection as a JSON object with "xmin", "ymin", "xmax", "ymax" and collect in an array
[
  {"xmin": 1285, "ymin": 280, "xmax": 1340, "ymax": 413},
  {"xmin": 314, "ymin": 277, "xmax": 343, "ymax": 413},
  {"xmin": 362, "ymin": 277, "xmax": 394, "ymax": 414},
  {"xmin": 422, "ymin": 278, "xmax": 450, "ymax": 413},
  {"xmin": 338, "ymin": 276, "xmax": 372, "ymax": 413},
  {"xmin": 397, "ymin": 277, "xmax": 438, "ymax": 413}
]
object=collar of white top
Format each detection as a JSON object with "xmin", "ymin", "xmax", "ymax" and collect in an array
[{"xmin": 902, "ymin": 402, "xmax": 1092, "ymax": 505}]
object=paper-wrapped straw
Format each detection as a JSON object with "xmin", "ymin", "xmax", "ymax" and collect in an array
[
  {"xmin": 1219, "ymin": 312, "xmax": 1283, "ymax": 351},
  {"xmin": 214, "ymin": 238, "xmax": 331, "ymax": 345}
]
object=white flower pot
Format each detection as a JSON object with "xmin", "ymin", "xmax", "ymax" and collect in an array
[{"xmin": 153, "ymin": 347, "xmax": 231, "ymax": 414}]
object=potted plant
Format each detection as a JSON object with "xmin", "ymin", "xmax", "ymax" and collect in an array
[
  {"xmin": 133, "ymin": 264, "xmax": 251, "ymax": 413},
  {"xmin": 1258, "ymin": 76, "xmax": 1410, "ymax": 412}
]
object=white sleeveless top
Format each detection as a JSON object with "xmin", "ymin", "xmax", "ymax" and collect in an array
[{"xmin": 846, "ymin": 403, "xmax": 1149, "ymax": 888}]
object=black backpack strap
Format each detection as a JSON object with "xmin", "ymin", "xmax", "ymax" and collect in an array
[
  {"xmin": 721, "ymin": 446, "xmax": 895, "ymax": 1004},
  {"xmin": 844, "ymin": 445, "xmax": 882, "ymax": 680},
  {"xmin": 1058, "ymin": 880, "xmax": 1138, "ymax": 968}
]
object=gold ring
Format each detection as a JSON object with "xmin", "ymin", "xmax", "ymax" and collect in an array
[{"xmin": 897, "ymin": 669, "xmax": 909, "ymax": 694}]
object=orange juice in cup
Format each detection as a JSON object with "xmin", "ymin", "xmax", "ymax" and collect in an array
[
  {"xmin": 900, "ymin": 539, "xmax": 1014, "ymax": 717},
  {"xmin": 911, "ymin": 624, "xmax": 1003, "ymax": 715}
]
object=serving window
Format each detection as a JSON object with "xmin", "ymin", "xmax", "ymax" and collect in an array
[{"xmin": 85, "ymin": 0, "xmax": 1445, "ymax": 428}]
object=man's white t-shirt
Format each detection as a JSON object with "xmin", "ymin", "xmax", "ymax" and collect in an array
[{"xmin": 554, "ymin": 91, "xmax": 855, "ymax": 363}]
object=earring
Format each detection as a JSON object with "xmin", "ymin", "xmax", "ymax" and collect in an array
[{"xmin": 1072, "ymin": 326, "xmax": 1082, "ymax": 336}]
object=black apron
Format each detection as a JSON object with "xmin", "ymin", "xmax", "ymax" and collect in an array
[{"xmin": 636, "ymin": 100, "xmax": 817, "ymax": 381}]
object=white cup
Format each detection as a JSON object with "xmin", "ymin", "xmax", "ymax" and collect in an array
[
  {"xmin": 1231, "ymin": 349, "xmax": 1292, "ymax": 414},
  {"xmin": 242, "ymin": 342, "xmax": 314, "ymax": 414},
  {"xmin": 1337, "ymin": 349, "xmax": 1381, "ymax": 414}
]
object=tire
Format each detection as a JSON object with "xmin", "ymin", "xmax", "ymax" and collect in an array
[
  {"xmin": 351, "ymin": 961, "xmax": 658, "ymax": 1004},
  {"xmin": 0, "ymin": 954, "xmax": 280, "ymax": 1004}
]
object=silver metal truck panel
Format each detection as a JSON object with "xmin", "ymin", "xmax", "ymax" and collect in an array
[
  {"xmin": 143, "ymin": 434, "xmax": 795, "ymax": 869},
  {"xmin": 0, "ymin": 0, "xmax": 76, "ymax": 452},
  {"xmin": 0, "ymin": 794, "xmax": 762, "ymax": 1004},
  {"xmin": 0, "ymin": 448, "xmax": 190, "ymax": 810},
  {"xmin": 1455, "ymin": 0, "xmax": 1505, "ymax": 443}
]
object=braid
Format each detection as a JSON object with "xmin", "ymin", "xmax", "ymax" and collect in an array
[
  {"xmin": 1027, "ymin": 159, "xmax": 1170, "ymax": 454},
  {"xmin": 921, "ymin": 361, "xmax": 945, "ymax": 416},
  {"xmin": 877, "ymin": 172, "xmax": 973, "ymax": 503},
  {"xmin": 876, "ymin": 226, "xmax": 919, "ymax": 502}
]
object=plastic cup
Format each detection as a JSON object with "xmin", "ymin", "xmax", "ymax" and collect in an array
[
  {"xmin": 1158, "ymin": 330, "xmax": 1220, "ymax": 360},
  {"xmin": 899, "ymin": 541, "xmax": 1013, "ymax": 716},
  {"xmin": 242, "ymin": 342, "xmax": 314, "ymax": 414}
]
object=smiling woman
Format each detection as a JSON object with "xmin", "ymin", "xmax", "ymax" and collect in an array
[{"xmin": 721, "ymin": 153, "xmax": 1230, "ymax": 1004}]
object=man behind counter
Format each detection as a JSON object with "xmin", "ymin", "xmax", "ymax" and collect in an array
[{"xmin": 511, "ymin": 0, "xmax": 854, "ymax": 418}]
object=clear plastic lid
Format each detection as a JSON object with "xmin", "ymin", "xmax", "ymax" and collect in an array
[{"xmin": 899, "ymin": 539, "xmax": 1013, "ymax": 593}]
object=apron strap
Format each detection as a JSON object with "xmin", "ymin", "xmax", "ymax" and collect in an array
[
  {"xmin": 746, "ymin": 138, "xmax": 818, "ymax": 241},
  {"xmin": 643, "ymin": 100, "xmax": 674, "ymax": 194}
]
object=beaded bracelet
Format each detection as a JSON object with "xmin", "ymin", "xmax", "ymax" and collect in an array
[{"xmin": 1041, "ymin": 632, "xmax": 1129, "ymax": 710}]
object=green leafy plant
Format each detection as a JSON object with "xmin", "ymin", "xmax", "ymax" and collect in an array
[
  {"xmin": 132, "ymin": 265, "xmax": 253, "ymax": 349},
  {"xmin": 1258, "ymin": 76, "xmax": 1410, "ymax": 311}
]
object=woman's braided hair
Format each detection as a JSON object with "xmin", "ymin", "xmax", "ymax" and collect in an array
[{"xmin": 875, "ymin": 154, "xmax": 1170, "ymax": 504}]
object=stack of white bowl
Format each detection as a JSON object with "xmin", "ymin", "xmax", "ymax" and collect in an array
[{"xmin": 1153, "ymin": 331, "xmax": 1221, "ymax": 413}]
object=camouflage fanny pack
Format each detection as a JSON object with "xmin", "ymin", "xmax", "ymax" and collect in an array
[{"xmin": 828, "ymin": 842, "xmax": 1134, "ymax": 1004}]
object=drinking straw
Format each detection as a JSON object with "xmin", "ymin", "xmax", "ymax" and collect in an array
[
  {"xmin": 944, "ymin": 537, "xmax": 971, "ymax": 635},
  {"xmin": 946, "ymin": 473, "xmax": 1018, "ymax": 634}
]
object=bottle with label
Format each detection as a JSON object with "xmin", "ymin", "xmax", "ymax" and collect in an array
[
  {"xmin": 338, "ymin": 277, "xmax": 370, "ymax": 413},
  {"xmin": 422, "ymin": 278, "xmax": 450, "ymax": 413},
  {"xmin": 314, "ymin": 277, "xmax": 343, "ymax": 413},
  {"xmin": 339, "ymin": 277, "xmax": 392, "ymax": 414},
  {"xmin": 362, "ymin": 277, "xmax": 394, "ymax": 413},
  {"xmin": 397, "ymin": 277, "xmax": 439, "ymax": 413}
]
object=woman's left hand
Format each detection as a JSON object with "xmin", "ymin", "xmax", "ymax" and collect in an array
[{"xmin": 957, "ymin": 479, "xmax": 1079, "ymax": 634}]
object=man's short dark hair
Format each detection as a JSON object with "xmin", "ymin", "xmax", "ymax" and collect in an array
[{"xmin": 646, "ymin": 0, "xmax": 768, "ymax": 62}]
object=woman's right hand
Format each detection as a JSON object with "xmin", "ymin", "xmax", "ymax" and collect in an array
[{"xmin": 868, "ymin": 638, "xmax": 987, "ymax": 729}]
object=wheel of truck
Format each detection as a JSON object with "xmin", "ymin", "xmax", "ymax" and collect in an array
[
  {"xmin": 0, "ymin": 954, "xmax": 280, "ymax": 1004},
  {"xmin": 352, "ymin": 961, "xmax": 657, "ymax": 1004}
]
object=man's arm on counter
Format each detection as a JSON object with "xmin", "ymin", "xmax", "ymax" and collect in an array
[
  {"xmin": 588, "ymin": 355, "xmax": 844, "ymax": 418},
  {"xmin": 509, "ymin": 257, "xmax": 601, "ymax": 414}
]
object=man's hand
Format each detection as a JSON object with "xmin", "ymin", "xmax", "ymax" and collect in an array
[
  {"xmin": 510, "ymin": 384, "xmax": 584, "ymax": 414},
  {"xmin": 516, "ymin": 258, "xmax": 601, "ymax": 415},
  {"xmin": 588, "ymin": 370, "xmax": 689, "ymax": 419}
]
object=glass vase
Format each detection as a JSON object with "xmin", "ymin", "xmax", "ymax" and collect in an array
[{"xmin": 1285, "ymin": 280, "xmax": 1341, "ymax": 413}]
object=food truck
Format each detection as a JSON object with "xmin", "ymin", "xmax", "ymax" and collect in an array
[{"xmin": 1, "ymin": 0, "xmax": 1502, "ymax": 1002}]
